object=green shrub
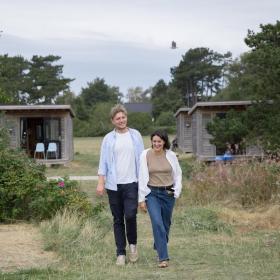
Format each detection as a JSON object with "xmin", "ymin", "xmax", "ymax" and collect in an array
[
  {"xmin": 73, "ymin": 103, "xmax": 114, "ymax": 137},
  {"xmin": 0, "ymin": 148, "xmax": 45, "ymax": 221},
  {"xmin": 0, "ymin": 125, "xmax": 9, "ymax": 151},
  {"xmin": 128, "ymin": 112, "xmax": 153, "ymax": 135},
  {"xmin": 179, "ymin": 157, "xmax": 196, "ymax": 179},
  {"xmin": 0, "ymin": 148, "xmax": 94, "ymax": 221},
  {"xmin": 153, "ymin": 125, "xmax": 176, "ymax": 135},
  {"xmin": 29, "ymin": 177, "xmax": 94, "ymax": 220},
  {"xmin": 156, "ymin": 111, "xmax": 176, "ymax": 126}
]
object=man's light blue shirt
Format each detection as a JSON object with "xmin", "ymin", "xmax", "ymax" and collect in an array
[{"xmin": 98, "ymin": 128, "xmax": 144, "ymax": 191}]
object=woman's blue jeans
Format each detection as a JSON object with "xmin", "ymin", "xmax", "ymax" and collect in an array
[{"xmin": 146, "ymin": 187, "xmax": 175, "ymax": 261}]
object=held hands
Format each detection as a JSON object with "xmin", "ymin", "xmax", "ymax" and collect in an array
[{"xmin": 139, "ymin": 201, "xmax": 147, "ymax": 213}]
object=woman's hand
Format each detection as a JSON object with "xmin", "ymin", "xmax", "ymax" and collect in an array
[{"xmin": 139, "ymin": 201, "xmax": 147, "ymax": 213}]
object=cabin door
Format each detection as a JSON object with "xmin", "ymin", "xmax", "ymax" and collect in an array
[{"xmin": 20, "ymin": 117, "xmax": 61, "ymax": 158}]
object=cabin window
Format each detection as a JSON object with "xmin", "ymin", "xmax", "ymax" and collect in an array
[{"xmin": 44, "ymin": 118, "xmax": 61, "ymax": 141}]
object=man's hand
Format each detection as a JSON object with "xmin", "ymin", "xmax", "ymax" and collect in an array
[
  {"xmin": 96, "ymin": 175, "xmax": 105, "ymax": 196},
  {"xmin": 96, "ymin": 184, "xmax": 105, "ymax": 196},
  {"xmin": 139, "ymin": 201, "xmax": 147, "ymax": 213}
]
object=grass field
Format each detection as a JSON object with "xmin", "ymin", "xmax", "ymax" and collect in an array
[
  {"xmin": 45, "ymin": 136, "xmax": 153, "ymax": 177},
  {"xmin": 1, "ymin": 137, "xmax": 280, "ymax": 280}
]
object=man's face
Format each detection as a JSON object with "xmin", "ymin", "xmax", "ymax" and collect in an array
[{"xmin": 112, "ymin": 112, "xmax": 127, "ymax": 131}]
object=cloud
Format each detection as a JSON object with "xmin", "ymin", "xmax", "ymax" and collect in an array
[
  {"xmin": 1, "ymin": 0, "xmax": 280, "ymax": 95},
  {"xmin": 0, "ymin": 33, "xmax": 181, "ymax": 94}
]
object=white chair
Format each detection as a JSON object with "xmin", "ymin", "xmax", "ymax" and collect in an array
[
  {"xmin": 34, "ymin": 143, "xmax": 45, "ymax": 159},
  {"xmin": 46, "ymin": 142, "xmax": 58, "ymax": 159}
]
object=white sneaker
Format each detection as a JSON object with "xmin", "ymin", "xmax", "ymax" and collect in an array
[
  {"xmin": 128, "ymin": 244, "xmax": 138, "ymax": 263},
  {"xmin": 116, "ymin": 255, "xmax": 126, "ymax": 266}
]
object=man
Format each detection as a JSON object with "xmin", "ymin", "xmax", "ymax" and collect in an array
[{"xmin": 96, "ymin": 104, "xmax": 144, "ymax": 265}]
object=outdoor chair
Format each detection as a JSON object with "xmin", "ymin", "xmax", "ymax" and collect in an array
[
  {"xmin": 34, "ymin": 143, "xmax": 45, "ymax": 159},
  {"xmin": 46, "ymin": 142, "xmax": 58, "ymax": 159}
]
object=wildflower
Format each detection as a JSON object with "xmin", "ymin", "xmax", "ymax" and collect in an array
[{"xmin": 57, "ymin": 178, "xmax": 65, "ymax": 188}]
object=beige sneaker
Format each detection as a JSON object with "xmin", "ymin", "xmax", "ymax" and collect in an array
[
  {"xmin": 116, "ymin": 255, "xmax": 126, "ymax": 266},
  {"xmin": 128, "ymin": 244, "xmax": 138, "ymax": 263}
]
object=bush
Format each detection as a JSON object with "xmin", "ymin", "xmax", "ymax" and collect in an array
[
  {"xmin": 179, "ymin": 157, "xmax": 196, "ymax": 179},
  {"xmin": 0, "ymin": 148, "xmax": 93, "ymax": 221},
  {"xmin": 0, "ymin": 124, "xmax": 9, "ymax": 151},
  {"xmin": 156, "ymin": 111, "xmax": 176, "ymax": 126},
  {"xmin": 73, "ymin": 103, "xmax": 114, "ymax": 137},
  {"xmin": 29, "ymin": 177, "xmax": 94, "ymax": 220},
  {"xmin": 128, "ymin": 112, "xmax": 153, "ymax": 135},
  {"xmin": 188, "ymin": 161, "xmax": 280, "ymax": 207},
  {"xmin": 0, "ymin": 148, "xmax": 45, "ymax": 221}
]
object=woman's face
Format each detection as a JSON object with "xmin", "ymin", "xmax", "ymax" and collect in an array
[{"xmin": 152, "ymin": 135, "xmax": 165, "ymax": 152}]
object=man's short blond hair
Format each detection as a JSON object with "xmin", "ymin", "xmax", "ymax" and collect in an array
[{"xmin": 110, "ymin": 104, "xmax": 127, "ymax": 119}]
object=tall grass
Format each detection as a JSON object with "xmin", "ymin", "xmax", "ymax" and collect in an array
[
  {"xmin": 40, "ymin": 208, "xmax": 111, "ymax": 261},
  {"xmin": 188, "ymin": 160, "xmax": 280, "ymax": 207}
]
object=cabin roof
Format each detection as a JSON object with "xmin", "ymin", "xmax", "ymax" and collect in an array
[
  {"xmin": 188, "ymin": 101, "xmax": 252, "ymax": 115},
  {"xmin": 0, "ymin": 105, "xmax": 75, "ymax": 117},
  {"xmin": 174, "ymin": 107, "xmax": 190, "ymax": 117}
]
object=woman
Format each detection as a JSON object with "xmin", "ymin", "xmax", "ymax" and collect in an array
[{"xmin": 138, "ymin": 130, "xmax": 182, "ymax": 268}]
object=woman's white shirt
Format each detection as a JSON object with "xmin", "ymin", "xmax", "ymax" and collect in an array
[
  {"xmin": 138, "ymin": 148, "xmax": 182, "ymax": 202},
  {"xmin": 114, "ymin": 131, "xmax": 137, "ymax": 184}
]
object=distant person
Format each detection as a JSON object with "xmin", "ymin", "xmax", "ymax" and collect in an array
[
  {"xmin": 138, "ymin": 130, "xmax": 182, "ymax": 268},
  {"xmin": 171, "ymin": 137, "xmax": 178, "ymax": 151},
  {"xmin": 96, "ymin": 104, "xmax": 144, "ymax": 265}
]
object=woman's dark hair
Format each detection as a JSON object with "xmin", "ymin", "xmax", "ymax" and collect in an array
[{"xmin": 150, "ymin": 130, "xmax": 170, "ymax": 150}]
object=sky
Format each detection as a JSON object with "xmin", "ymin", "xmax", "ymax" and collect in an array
[{"xmin": 0, "ymin": 0, "xmax": 279, "ymax": 97}]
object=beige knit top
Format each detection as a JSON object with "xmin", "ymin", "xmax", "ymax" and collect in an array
[{"xmin": 146, "ymin": 149, "xmax": 173, "ymax": 187}]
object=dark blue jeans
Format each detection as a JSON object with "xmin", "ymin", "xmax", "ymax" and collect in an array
[
  {"xmin": 146, "ymin": 187, "xmax": 175, "ymax": 261},
  {"xmin": 107, "ymin": 182, "xmax": 138, "ymax": 256}
]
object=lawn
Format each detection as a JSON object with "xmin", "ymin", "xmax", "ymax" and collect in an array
[
  {"xmin": 45, "ymin": 136, "xmax": 153, "ymax": 177},
  {"xmin": 1, "ymin": 137, "xmax": 280, "ymax": 280}
]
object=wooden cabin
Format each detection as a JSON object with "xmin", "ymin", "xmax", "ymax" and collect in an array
[
  {"xmin": 0, "ymin": 105, "xmax": 74, "ymax": 165},
  {"xmin": 174, "ymin": 107, "xmax": 192, "ymax": 153},
  {"xmin": 175, "ymin": 101, "xmax": 263, "ymax": 161}
]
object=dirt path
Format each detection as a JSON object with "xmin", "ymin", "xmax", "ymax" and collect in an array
[{"xmin": 0, "ymin": 223, "xmax": 58, "ymax": 273}]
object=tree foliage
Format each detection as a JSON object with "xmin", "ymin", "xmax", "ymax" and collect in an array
[
  {"xmin": 0, "ymin": 87, "xmax": 12, "ymax": 104},
  {"xmin": 26, "ymin": 55, "xmax": 73, "ymax": 104},
  {"xmin": 208, "ymin": 21, "xmax": 280, "ymax": 153},
  {"xmin": 207, "ymin": 110, "xmax": 247, "ymax": 154},
  {"xmin": 0, "ymin": 54, "xmax": 73, "ymax": 104},
  {"xmin": 171, "ymin": 48, "xmax": 232, "ymax": 106},
  {"xmin": 0, "ymin": 55, "xmax": 29, "ymax": 104},
  {"xmin": 79, "ymin": 78, "xmax": 122, "ymax": 108},
  {"xmin": 72, "ymin": 78, "xmax": 124, "ymax": 136},
  {"xmin": 55, "ymin": 90, "xmax": 76, "ymax": 105},
  {"xmin": 126, "ymin": 86, "xmax": 151, "ymax": 103},
  {"xmin": 128, "ymin": 112, "xmax": 153, "ymax": 135},
  {"xmin": 156, "ymin": 111, "xmax": 176, "ymax": 126},
  {"xmin": 151, "ymin": 79, "xmax": 183, "ymax": 120}
]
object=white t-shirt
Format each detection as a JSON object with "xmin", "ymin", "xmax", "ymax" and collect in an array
[{"xmin": 114, "ymin": 131, "xmax": 137, "ymax": 184}]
